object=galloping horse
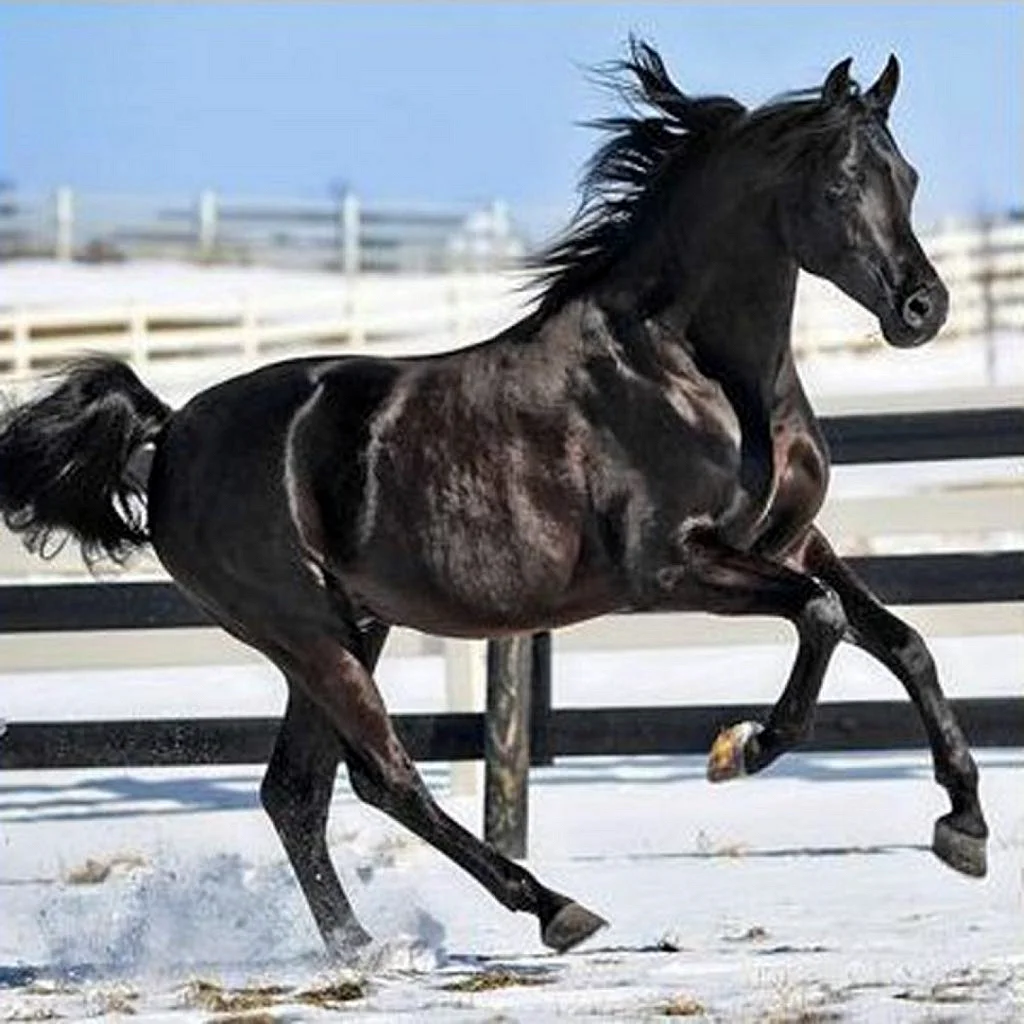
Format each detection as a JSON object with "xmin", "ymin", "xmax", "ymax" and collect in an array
[{"xmin": 0, "ymin": 42, "xmax": 986, "ymax": 956}]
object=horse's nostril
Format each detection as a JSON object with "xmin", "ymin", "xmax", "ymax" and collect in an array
[{"xmin": 902, "ymin": 288, "xmax": 933, "ymax": 328}]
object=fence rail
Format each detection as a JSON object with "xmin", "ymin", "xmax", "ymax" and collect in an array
[
  {"xmin": 2, "ymin": 699, "xmax": 1018, "ymax": 773},
  {"xmin": 2, "ymin": 210, "xmax": 1022, "ymax": 385},
  {"xmin": 0, "ymin": 188, "xmax": 524, "ymax": 273}
]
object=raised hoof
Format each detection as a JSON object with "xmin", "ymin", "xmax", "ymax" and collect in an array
[
  {"xmin": 707, "ymin": 721, "xmax": 763, "ymax": 783},
  {"xmin": 541, "ymin": 901, "xmax": 608, "ymax": 953},
  {"xmin": 932, "ymin": 817, "xmax": 987, "ymax": 878}
]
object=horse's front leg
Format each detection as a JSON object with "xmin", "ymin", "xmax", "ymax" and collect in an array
[
  {"xmin": 653, "ymin": 532, "xmax": 847, "ymax": 780},
  {"xmin": 795, "ymin": 527, "xmax": 988, "ymax": 878}
]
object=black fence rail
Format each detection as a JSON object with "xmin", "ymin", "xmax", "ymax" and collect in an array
[
  {"xmin": 1, "ymin": 406, "xmax": 1022, "ymax": 853},
  {"xmin": 2, "ymin": 698, "xmax": 1019, "ymax": 773}
]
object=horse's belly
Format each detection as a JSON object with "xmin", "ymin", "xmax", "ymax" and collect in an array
[{"xmin": 340, "ymin": 551, "xmax": 619, "ymax": 637}]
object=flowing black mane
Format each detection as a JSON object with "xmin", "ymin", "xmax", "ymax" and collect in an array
[{"xmin": 533, "ymin": 38, "xmax": 867, "ymax": 313}]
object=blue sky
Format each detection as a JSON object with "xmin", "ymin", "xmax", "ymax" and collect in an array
[{"xmin": 1, "ymin": 3, "xmax": 1020, "ymax": 238}]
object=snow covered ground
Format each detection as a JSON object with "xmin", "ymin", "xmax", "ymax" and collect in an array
[
  {"xmin": 1, "ymin": 749, "xmax": 1021, "ymax": 1023},
  {"xmin": 2, "ymin": 644, "xmax": 1022, "ymax": 1022}
]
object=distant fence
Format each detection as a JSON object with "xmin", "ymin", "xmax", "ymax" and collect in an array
[
  {"xmin": 0, "ymin": 187, "xmax": 524, "ymax": 273},
  {"xmin": 1, "ymin": 405, "xmax": 1021, "ymax": 856},
  {"xmin": 1, "ymin": 212, "xmax": 1021, "ymax": 387},
  {"xmin": 0, "ymin": 273, "xmax": 529, "ymax": 380}
]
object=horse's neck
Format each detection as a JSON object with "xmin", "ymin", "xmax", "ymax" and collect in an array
[
  {"xmin": 695, "ymin": 265, "xmax": 796, "ymax": 402},
  {"xmin": 664, "ymin": 206, "xmax": 805, "ymax": 497}
]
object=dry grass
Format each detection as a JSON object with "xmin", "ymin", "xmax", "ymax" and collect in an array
[
  {"xmin": 293, "ymin": 979, "xmax": 367, "ymax": 1007},
  {"xmin": 177, "ymin": 975, "xmax": 366, "ymax": 1015},
  {"xmin": 63, "ymin": 853, "xmax": 147, "ymax": 885},
  {"xmin": 661, "ymin": 994, "xmax": 706, "ymax": 1016},
  {"xmin": 757, "ymin": 978, "xmax": 847, "ymax": 1024},
  {"xmin": 179, "ymin": 980, "xmax": 290, "ymax": 1014},
  {"xmin": 442, "ymin": 969, "xmax": 552, "ymax": 993},
  {"xmin": 86, "ymin": 984, "xmax": 139, "ymax": 1016}
]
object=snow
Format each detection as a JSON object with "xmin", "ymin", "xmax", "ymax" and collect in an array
[
  {"xmin": 1, "ymin": 749, "xmax": 1021, "ymax": 1022},
  {"xmin": 0, "ymin": 259, "xmax": 353, "ymax": 310},
  {"xmin": 2, "ymin": 645, "xmax": 1022, "ymax": 1021}
]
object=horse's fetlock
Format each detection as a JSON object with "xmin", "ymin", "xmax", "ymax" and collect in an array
[
  {"xmin": 507, "ymin": 872, "xmax": 537, "ymax": 912},
  {"xmin": 937, "ymin": 748, "xmax": 979, "ymax": 791},
  {"xmin": 771, "ymin": 720, "xmax": 809, "ymax": 749}
]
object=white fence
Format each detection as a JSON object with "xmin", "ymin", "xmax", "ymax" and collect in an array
[
  {"xmin": 0, "ymin": 272, "xmax": 531, "ymax": 388},
  {"xmin": 0, "ymin": 188, "xmax": 525, "ymax": 273},
  {"xmin": 1, "ymin": 219, "xmax": 1021, "ymax": 396}
]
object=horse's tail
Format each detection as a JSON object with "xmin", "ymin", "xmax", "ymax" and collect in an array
[{"xmin": 0, "ymin": 356, "xmax": 173, "ymax": 566}]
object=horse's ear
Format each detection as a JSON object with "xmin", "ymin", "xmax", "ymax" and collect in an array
[
  {"xmin": 821, "ymin": 57, "xmax": 854, "ymax": 106},
  {"xmin": 865, "ymin": 54, "xmax": 900, "ymax": 118}
]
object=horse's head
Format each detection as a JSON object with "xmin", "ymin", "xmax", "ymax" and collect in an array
[{"xmin": 781, "ymin": 56, "xmax": 948, "ymax": 347}]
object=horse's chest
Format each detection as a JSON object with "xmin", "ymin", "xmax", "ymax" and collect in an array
[{"xmin": 748, "ymin": 414, "xmax": 830, "ymax": 554}]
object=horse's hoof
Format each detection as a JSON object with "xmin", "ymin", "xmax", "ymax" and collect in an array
[
  {"xmin": 326, "ymin": 922, "xmax": 375, "ymax": 961},
  {"xmin": 932, "ymin": 816, "xmax": 987, "ymax": 878},
  {"xmin": 707, "ymin": 721, "xmax": 763, "ymax": 782},
  {"xmin": 541, "ymin": 901, "xmax": 608, "ymax": 953}
]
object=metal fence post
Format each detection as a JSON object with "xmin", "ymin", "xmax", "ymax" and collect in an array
[
  {"xmin": 484, "ymin": 636, "xmax": 532, "ymax": 858},
  {"xmin": 55, "ymin": 187, "xmax": 74, "ymax": 261}
]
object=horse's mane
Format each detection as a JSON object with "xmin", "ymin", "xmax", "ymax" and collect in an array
[{"xmin": 532, "ymin": 38, "xmax": 864, "ymax": 313}]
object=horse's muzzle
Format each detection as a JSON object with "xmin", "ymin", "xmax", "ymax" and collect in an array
[{"xmin": 885, "ymin": 278, "xmax": 949, "ymax": 347}]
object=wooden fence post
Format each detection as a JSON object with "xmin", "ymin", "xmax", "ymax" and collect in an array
[{"xmin": 484, "ymin": 635, "xmax": 532, "ymax": 858}]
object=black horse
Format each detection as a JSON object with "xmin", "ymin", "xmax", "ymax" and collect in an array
[{"xmin": 0, "ymin": 42, "xmax": 985, "ymax": 957}]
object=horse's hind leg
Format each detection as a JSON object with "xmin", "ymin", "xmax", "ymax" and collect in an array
[
  {"xmin": 296, "ymin": 636, "xmax": 606, "ymax": 953},
  {"xmin": 259, "ymin": 623, "xmax": 390, "ymax": 955},
  {"xmin": 260, "ymin": 684, "xmax": 370, "ymax": 954},
  {"xmin": 798, "ymin": 528, "xmax": 987, "ymax": 878}
]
